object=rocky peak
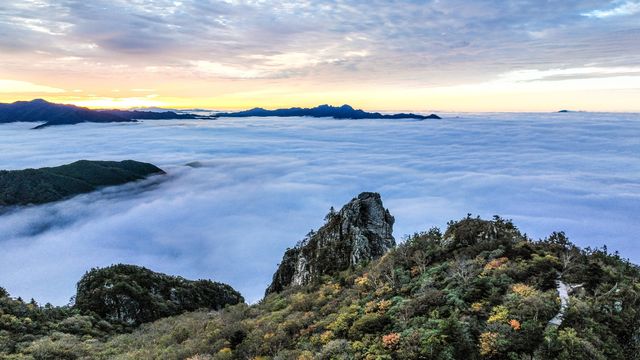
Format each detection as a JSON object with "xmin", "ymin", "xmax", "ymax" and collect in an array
[{"xmin": 265, "ymin": 192, "xmax": 395, "ymax": 295}]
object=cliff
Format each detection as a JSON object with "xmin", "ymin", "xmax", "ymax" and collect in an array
[{"xmin": 266, "ymin": 192, "xmax": 395, "ymax": 294}]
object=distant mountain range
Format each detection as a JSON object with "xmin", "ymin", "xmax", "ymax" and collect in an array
[
  {"xmin": 0, "ymin": 99, "xmax": 201, "ymax": 128},
  {"xmin": 0, "ymin": 100, "xmax": 441, "ymax": 128},
  {"xmin": 216, "ymin": 104, "xmax": 441, "ymax": 120}
]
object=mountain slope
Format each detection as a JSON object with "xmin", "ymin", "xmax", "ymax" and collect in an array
[
  {"xmin": 0, "ymin": 160, "xmax": 165, "ymax": 206},
  {"xmin": 89, "ymin": 214, "xmax": 636, "ymax": 360},
  {"xmin": 0, "ymin": 266, "xmax": 242, "ymax": 358},
  {"xmin": 1, "ymin": 195, "xmax": 638, "ymax": 359},
  {"xmin": 62, "ymin": 211, "xmax": 635, "ymax": 360},
  {"xmin": 217, "ymin": 104, "xmax": 441, "ymax": 120}
]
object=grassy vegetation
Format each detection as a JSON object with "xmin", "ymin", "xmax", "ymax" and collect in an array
[{"xmin": 2, "ymin": 215, "xmax": 638, "ymax": 359}]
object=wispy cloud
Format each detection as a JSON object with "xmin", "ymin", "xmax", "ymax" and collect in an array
[
  {"xmin": 582, "ymin": 1, "xmax": 640, "ymax": 18},
  {"xmin": 0, "ymin": 79, "xmax": 65, "ymax": 93},
  {"xmin": 0, "ymin": 0, "xmax": 638, "ymax": 104}
]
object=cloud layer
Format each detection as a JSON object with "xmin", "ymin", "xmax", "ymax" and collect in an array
[{"xmin": 1, "ymin": 113, "xmax": 639, "ymax": 304}]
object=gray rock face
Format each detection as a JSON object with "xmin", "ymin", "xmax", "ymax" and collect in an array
[{"xmin": 265, "ymin": 192, "xmax": 395, "ymax": 295}]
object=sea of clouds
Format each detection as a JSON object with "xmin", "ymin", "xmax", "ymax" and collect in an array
[{"xmin": 1, "ymin": 113, "xmax": 639, "ymax": 304}]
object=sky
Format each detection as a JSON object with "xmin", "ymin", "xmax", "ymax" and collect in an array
[
  {"xmin": 0, "ymin": 0, "xmax": 639, "ymax": 111},
  {"xmin": 1, "ymin": 113, "xmax": 638, "ymax": 304}
]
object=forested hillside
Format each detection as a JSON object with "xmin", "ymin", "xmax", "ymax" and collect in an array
[{"xmin": 2, "ymin": 210, "xmax": 637, "ymax": 359}]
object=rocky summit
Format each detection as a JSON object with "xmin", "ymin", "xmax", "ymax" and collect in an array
[{"xmin": 266, "ymin": 192, "xmax": 395, "ymax": 294}]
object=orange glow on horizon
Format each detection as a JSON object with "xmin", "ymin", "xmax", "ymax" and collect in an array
[{"xmin": 1, "ymin": 72, "xmax": 639, "ymax": 113}]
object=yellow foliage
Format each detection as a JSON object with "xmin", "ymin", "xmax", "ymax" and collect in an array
[
  {"xmin": 471, "ymin": 302, "xmax": 484, "ymax": 312},
  {"xmin": 374, "ymin": 284, "xmax": 393, "ymax": 297},
  {"xmin": 327, "ymin": 310, "xmax": 357, "ymax": 334},
  {"xmin": 364, "ymin": 300, "xmax": 377, "ymax": 313},
  {"xmin": 319, "ymin": 282, "xmax": 341, "ymax": 297},
  {"xmin": 351, "ymin": 340, "xmax": 365, "ymax": 352},
  {"xmin": 355, "ymin": 274, "xmax": 370, "ymax": 289},
  {"xmin": 330, "ymin": 283, "xmax": 341, "ymax": 294},
  {"xmin": 377, "ymin": 299, "xmax": 392, "ymax": 314},
  {"xmin": 320, "ymin": 330, "xmax": 334, "ymax": 344},
  {"xmin": 297, "ymin": 351, "xmax": 314, "ymax": 360},
  {"xmin": 487, "ymin": 305, "xmax": 509, "ymax": 324},
  {"xmin": 511, "ymin": 283, "xmax": 538, "ymax": 297},
  {"xmin": 187, "ymin": 355, "xmax": 213, "ymax": 360},
  {"xmin": 478, "ymin": 331, "xmax": 500, "ymax": 356},
  {"xmin": 218, "ymin": 347, "xmax": 232, "ymax": 354},
  {"xmin": 483, "ymin": 257, "xmax": 509, "ymax": 272}
]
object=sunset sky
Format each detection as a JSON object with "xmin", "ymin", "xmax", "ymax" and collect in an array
[{"xmin": 1, "ymin": 0, "xmax": 639, "ymax": 111}]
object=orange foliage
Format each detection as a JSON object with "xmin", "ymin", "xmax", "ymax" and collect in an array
[
  {"xmin": 483, "ymin": 257, "xmax": 509, "ymax": 272},
  {"xmin": 382, "ymin": 332, "xmax": 401, "ymax": 349}
]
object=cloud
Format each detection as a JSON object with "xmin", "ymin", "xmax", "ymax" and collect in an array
[
  {"xmin": 0, "ymin": 79, "xmax": 65, "ymax": 93},
  {"xmin": 1, "ymin": 114, "xmax": 639, "ymax": 305},
  {"xmin": 67, "ymin": 96, "xmax": 164, "ymax": 108},
  {"xmin": 0, "ymin": 0, "xmax": 638, "ymax": 89},
  {"xmin": 582, "ymin": 1, "xmax": 640, "ymax": 18}
]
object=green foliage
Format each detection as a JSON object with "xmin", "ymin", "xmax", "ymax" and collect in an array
[
  {"xmin": 75, "ymin": 264, "xmax": 243, "ymax": 325},
  {"xmin": 348, "ymin": 313, "xmax": 390, "ymax": 338}
]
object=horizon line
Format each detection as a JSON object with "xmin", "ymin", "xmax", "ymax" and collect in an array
[{"xmin": 2, "ymin": 98, "xmax": 640, "ymax": 115}]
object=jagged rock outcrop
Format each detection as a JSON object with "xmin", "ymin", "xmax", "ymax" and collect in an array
[{"xmin": 266, "ymin": 192, "xmax": 395, "ymax": 295}]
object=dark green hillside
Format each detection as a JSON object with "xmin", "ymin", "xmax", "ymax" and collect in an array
[
  {"xmin": 75, "ymin": 264, "xmax": 244, "ymax": 325},
  {"xmin": 0, "ymin": 160, "xmax": 165, "ymax": 206}
]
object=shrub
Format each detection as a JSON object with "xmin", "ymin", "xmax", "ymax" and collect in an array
[{"xmin": 349, "ymin": 314, "xmax": 390, "ymax": 338}]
